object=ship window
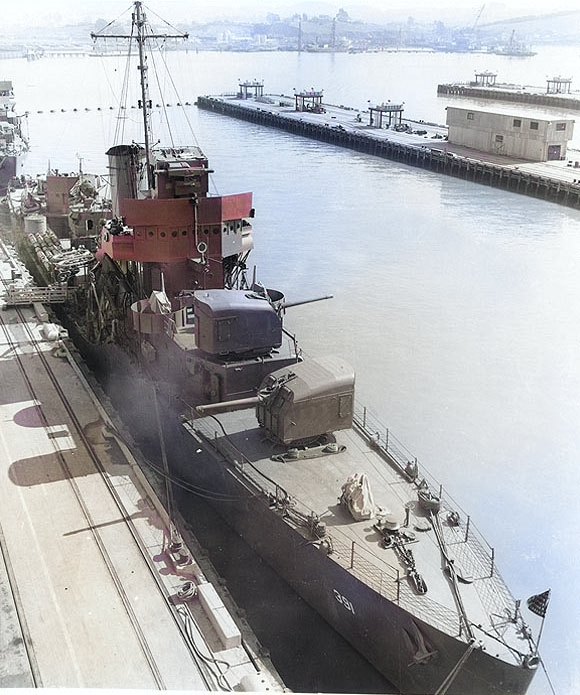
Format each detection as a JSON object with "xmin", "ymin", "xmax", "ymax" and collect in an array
[
  {"xmin": 171, "ymin": 230, "xmax": 178, "ymax": 237},
  {"xmin": 556, "ymin": 122, "xmax": 566, "ymax": 131},
  {"xmin": 181, "ymin": 230, "xmax": 187, "ymax": 236},
  {"xmin": 467, "ymin": 112, "xmax": 474, "ymax": 120},
  {"xmin": 530, "ymin": 121, "xmax": 539, "ymax": 130},
  {"xmin": 213, "ymin": 227, "xmax": 220, "ymax": 235},
  {"xmin": 86, "ymin": 219, "xmax": 94, "ymax": 231},
  {"xmin": 513, "ymin": 119, "xmax": 521, "ymax": 128},
  {"xmin": 203, "ymin": 227, "xmax": 209, "ymax": 235},
  {"xmin": 495, "ymin": 135, "xmax": 504, "ymax": 143},
  {"xmin": 160, "ymin": 231, "xmax": 166, "ymax": 238},
  {"xmin": 148, "ymin": 230, "xmax": 155, "ymax": 237}
]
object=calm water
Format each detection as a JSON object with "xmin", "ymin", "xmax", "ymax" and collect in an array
[{"xmin": 3, "ymin": 44, "xmax": 580, "ymax": 694}]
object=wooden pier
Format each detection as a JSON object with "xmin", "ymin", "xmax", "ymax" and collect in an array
[{"xmin": 197, "ymin": 95, "xmax": 580, "ymax": 211}]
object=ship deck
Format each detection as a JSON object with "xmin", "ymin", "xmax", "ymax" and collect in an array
[
  {"xmin": 190, "ymin": 404, "xmax": 535, "ymax": 670},
  {"xmin": 0, "ymin": 244, "xmax": 284, "ymax": 690}
]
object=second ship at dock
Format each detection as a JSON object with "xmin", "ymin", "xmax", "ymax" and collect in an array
[{"xmin": 3, "ymin": 4, "xmax": 551, "ymax": 694}]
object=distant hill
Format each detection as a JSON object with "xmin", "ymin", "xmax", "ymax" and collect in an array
[{"xmin": 477, "ymin": 10, "xmax": 580, "ymax": 45}]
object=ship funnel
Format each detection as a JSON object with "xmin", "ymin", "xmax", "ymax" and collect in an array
[{"xmin": 107, "ymin": 144, "xmax": 144, "ymax": 216}]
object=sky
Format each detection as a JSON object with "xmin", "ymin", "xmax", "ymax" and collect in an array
[{"xmin": 2, "ymin": 0, "xmax": 580, "ymax": 30}]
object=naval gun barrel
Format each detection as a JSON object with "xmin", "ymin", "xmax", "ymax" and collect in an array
[
  {"xmin": 196, "ymin": 396, "xmax": 261, "ymax": 416},
  {"xmin": 280, "ymin": 294, "xmax": 333, "ymax": 310}
]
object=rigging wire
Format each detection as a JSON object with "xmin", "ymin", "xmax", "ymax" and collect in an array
[
  {"xmin": 144, "ymin": 3, "xmax": 188, "ymax": 37},
  {"xmin": 107, "ymin": 422, "xmax": 246, "ymax": 503},
  {"xmin": 153, "ymin": 40, "xmax": 202, "ymax": 150},
  {"xmin": 115, "ymin": 34, "xmax": 136, "ymax": 146},
  {"xmin": 94, "ymin": 4, "xmax": 134, "ymax": 35},
  {"xmin": 147, "ymin": 35, "xmax": 176, "ymax": 148}
]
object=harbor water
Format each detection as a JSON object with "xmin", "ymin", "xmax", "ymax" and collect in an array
[{"xmin": 3, "ymin": 44, "xmax": 580, "ymax": 694}]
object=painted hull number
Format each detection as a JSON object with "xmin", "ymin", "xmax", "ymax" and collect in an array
[{"xmin": 333, "ymin": 589, "xmax": 356, "ymax": 615}]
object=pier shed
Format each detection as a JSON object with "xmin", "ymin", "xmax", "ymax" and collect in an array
[
  {"xmin": 295, "ymin": 89, "xmax": 324, "ymax": 114},
  {"xmin": 473, "ymin": 71, "xmax": 497, "ymax": 87},
  {"xmin": 369, "ymin": 102, "xmax": 404, "ymax": 128},
  {"xmin": 546, "ymin": 76, "xmax": 572, "ymax": 95},
  {"xmin": 238, "ymin": 80, "xmax": 264, "ymax": 99},
  {"xmin": 446, "ymin": 106, "xmax": 574, "ymax": 161}
]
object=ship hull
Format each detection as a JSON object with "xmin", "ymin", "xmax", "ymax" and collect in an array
[
  {"xmin": 14, "ymin": 219, "xmax": 536, "ymax": 695},
  {"xmin": 0, "ymin": 154, "xmax": 20, "ymax": 195},
  {"xmin": 170, "ymin": 430, "xmax": 535, "ymax": 695},
  {"xmin": 47, "ymin": 316, "xmax": 535, "ymax": 695}
]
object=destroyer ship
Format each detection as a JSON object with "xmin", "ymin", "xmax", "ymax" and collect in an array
[
  {"xmin": 8, "ymin": 3, "xmax": 548, "ymax": 693},
  {"xmin": 0, "ymin": 80, "xmax": 28, "ymax": 195}
]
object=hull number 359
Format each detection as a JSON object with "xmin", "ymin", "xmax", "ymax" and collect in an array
[{"xmin": 333, "ymin": 589, "xmax": 356, "ymax": 615}]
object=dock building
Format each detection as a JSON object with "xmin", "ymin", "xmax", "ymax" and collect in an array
[{"xmin": 446, "ymin": 106, "xmax": 574, "ymax": 162}]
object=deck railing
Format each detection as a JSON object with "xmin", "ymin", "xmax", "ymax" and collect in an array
[
  {"xmin": 191, "ymin": 402, "xmax": 518, "ymax": 636},
  {"xmin": 352, "ymin": 401, "xmax": 516, "ymax": 616}
]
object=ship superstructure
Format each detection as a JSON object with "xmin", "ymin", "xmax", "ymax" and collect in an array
[{"xmin": 0, "ymin": 80, "xmax": 28, "ymax": 194}]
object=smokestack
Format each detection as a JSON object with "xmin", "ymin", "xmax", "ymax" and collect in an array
[{"xmin": 106, "ymin": 144, "xmax": 144, "ymax": 216}]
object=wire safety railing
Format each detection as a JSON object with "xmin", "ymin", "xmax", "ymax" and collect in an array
[{"xmin": 192, "ymin": 400, "xmax": 520, "ymax": 637}]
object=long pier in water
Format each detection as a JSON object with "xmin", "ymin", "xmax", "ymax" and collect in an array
[
  {"xmin": 437, "ymin": 83, "xmax": 580, "ymax": 111},
  {"xmin": 197, "ymin": 94, "xmax": 580, "ymax": 211}
]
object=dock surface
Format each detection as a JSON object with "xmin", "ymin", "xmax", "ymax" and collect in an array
[
  {"xmin": 198, "ymin": 93, "xmax": 580, "ymax": 210},
  {"xmin": 0, "ymin": 242, "xmax": 283, "ymax": 690}
]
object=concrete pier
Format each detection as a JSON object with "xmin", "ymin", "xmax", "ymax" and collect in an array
[
  {"xmin": 197, "ymin": 94, "xmax": 580, "ymax": 210},
  {"xmin": 437, "ymin": 83, "xmax": 580, "ymax": 111}
]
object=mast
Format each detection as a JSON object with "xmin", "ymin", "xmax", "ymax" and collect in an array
[
  {"xmin": 91, "ymin": 1, "xmax": 188, "ymax": 194},
  {"xmin": 135, "ymin": 1, "xmax": 153, "ymax": 190}
]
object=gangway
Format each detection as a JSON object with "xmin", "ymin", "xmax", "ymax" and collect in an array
[{"xmin": 2, "ymin": 285, "xmax": 68, "ymax": 306}]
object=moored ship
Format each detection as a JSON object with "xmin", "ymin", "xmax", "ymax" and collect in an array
[
  {"xmin": 0, "ymin": 80, "xmax": 28, "ymax": 195},
  {"xmin": 8, "ymin": 3, "xmax": 549, "ymax": 693}
]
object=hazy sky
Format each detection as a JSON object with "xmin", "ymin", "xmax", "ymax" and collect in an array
[{"xmin": 3, "ymin": 0, "xmax": 580, "ymax": 29}]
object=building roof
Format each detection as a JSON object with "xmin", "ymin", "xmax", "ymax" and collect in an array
[{"xmin": 446, "ymin": 104, "xmax": 575, "ymax": 124}]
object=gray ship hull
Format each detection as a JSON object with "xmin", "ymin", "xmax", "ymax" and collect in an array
[
  {"xmin": 178, "ymin": 428, "xmax": 535, "ymax": 695},
  {"xmin": 0, "ymin": 154, "xmax": 19, "ymax": 195}
]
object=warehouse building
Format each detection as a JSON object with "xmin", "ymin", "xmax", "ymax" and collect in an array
[{"xmin": 446, "ymin": 106, "xmax": 574, "ymax": 161}]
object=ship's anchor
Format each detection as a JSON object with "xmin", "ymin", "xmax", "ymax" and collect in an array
[{"xmin": 374, "ymin": 522, "xmax": 427, "ymax": 594}]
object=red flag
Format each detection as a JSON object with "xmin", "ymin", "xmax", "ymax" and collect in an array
[{"xmin": 527, "ymin": 590, "xmax": 550, "ymax": 618}]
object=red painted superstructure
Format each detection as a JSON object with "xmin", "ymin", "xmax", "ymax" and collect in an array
[{"xmin": 97, "ymin": 145, "xmax": 254, "ymax": 296}]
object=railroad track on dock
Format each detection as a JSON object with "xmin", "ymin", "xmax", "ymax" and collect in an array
[{"xmin": 0, "ymin": 295, "xmax": 217, "ymax": 688}]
